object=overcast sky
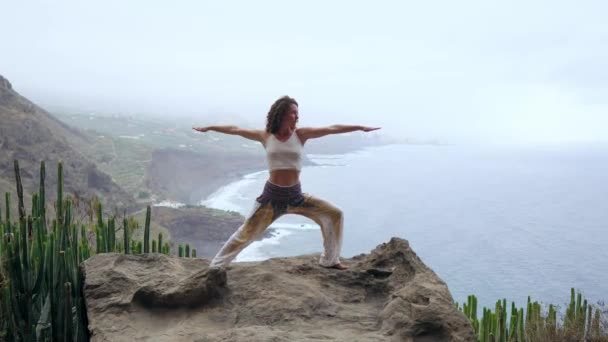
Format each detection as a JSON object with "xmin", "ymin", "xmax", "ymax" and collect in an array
[{"xmin": 1, "ymin": 0, "xmax": 607, "ymax": 144}]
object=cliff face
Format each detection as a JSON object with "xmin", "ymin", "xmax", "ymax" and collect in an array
[
  {"xmin": 145, "ymin": 148, "xmax": 266, "ymax": 204},
  {"xmin": 0, "ymin": 74, "xmax": 135, "ymax": 212},
  {"xmin": 82, "ymin": 237, "xmax": 475, "ymax": 342}
]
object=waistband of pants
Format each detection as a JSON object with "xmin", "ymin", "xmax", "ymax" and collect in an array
[{"xmin": 256, "ymin": 181, "xmax": 304, "ymax": 206}]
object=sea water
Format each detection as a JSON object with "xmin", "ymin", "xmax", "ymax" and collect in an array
[{"xmin": 200, "ymin": 143, "xmax": 608, "ymax": 310}]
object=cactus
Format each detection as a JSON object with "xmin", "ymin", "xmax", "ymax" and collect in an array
[
  {"xmin": 123, "ymin": 217, "xmax": 130, "ymax": 254},
  {"xmin": 459, "ymin": 289, "xmax": 604, "ymax": 342},
  {"xmin": 517, "ymin": 308, "xmax": 524, "ymax": 341},
  {"xmin": 1, "ymin": 161, "xmax": 255, "ymax": 341},
  {"xmin": 108, "ymin": 217, "xmax": 115, "ymax": 252},
  {"xmin": 463, "ymin": 295, "xmax": 479, "ymax": 334},
  {"xmin": 14, "ymin": 160, "xmax": 26, "ymax": 222},
  {"xmin": 565, "ymin": 288, "xmax": 588, "ymax": 335},
  {"xmin": 95, "ymin": 227, "xmax": 102, "ymax": 254},
  {"xmin": 547, "ymin": 304, "xmax": 556, "ymax": 327},
  {"xmin": 64, "ymin": 282, "xmax": 73, "ymax": 338},
  {"xmin": 96, "ymin": 203, "xmax": 104, "ymax": 253},
  {"xmin": 0, "ymin": 161, "xmax": 89, "ymax": 341},
  {"xmin": 144, "ymin": 206, "xmax": 151, "ymax": 253},
  {"xmin": 5, "ymin": 192, "xmax": 10, "ymax": 229},
  {"xmin": 39, "ymin": 161, "xmax": 46, "ymax": 228},
  {"xmin": 57, "ymin": 161, "xmax": 63, "ymax": 226},
  {"xmin": 591, "ymin": 308, "xmax": 601, "ymax": 338},
  {"xmin": 158, "ymin": 233, "xmax": 163, "ymax": 253}
]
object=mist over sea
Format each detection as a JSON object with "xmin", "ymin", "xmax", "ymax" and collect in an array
[{"xmin": 200, "ymin": 143, "xmax": 608, "ymax": 309}]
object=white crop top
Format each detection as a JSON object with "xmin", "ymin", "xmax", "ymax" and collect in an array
[{"xmin": 265, "ymin": 132, "xmax": 303, "ymax": 171}]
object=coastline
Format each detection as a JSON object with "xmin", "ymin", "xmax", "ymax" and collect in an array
[
  {"xmin": 148, "ymin": 139, "xmax": 410, "ymax": 206},
  {"xmin": 195, "ymin": 151, "xmax": 357, "ymax": 262},
  {"xmin": 191, "ymin": 143, "xmax": 437, "ymax": 261},
  {"xmin": 191, "ymin": 167, "xmax": 268, "ymax": 205},
  {"xmin": 165, "ymin": 143, "xmax": 406, "ymax": 259},
  {"xmin": 192, "ymin": 153, "xmax": 323, "ymax": 205},
  {"xmin": 149, "ymin": 151, "xmax": 328, "ymax": 258}
]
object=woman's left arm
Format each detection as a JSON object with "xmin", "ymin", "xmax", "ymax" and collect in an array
[{"xmin": 297, "ymin": 125, "xmax": 381, "ymax": 144}]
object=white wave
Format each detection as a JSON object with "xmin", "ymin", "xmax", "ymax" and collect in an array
[
  {"xmin": 236, "ymin": 227, "xmax": 294, "ymax": 262},
  {"xmin": 306, "ymin": 153, "xmax": 350, "ymax": 166},
  {"xmin": 153, "ymin": 200, "xmax": 186, "ymax": 208},
  {"xmin": 234, "ymin": 221, "xmax": 319, "ymax": 262},
  {"xmin": 199, "ymin": 170, "xmax": 266, "ymax": 214},
  {"xmin": 270, "ymin": 222, "xmax": 319, "ymax": 231},
  {"xmin": 118, "ymin": 135, "xmax": 141, "ymax": 140}
]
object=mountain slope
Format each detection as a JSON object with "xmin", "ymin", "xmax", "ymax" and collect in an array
[{"xmin": 0, "ymin": 74, "xmax": 136, "ymax": 214}]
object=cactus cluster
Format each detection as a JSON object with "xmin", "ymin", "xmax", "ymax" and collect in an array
[
  {"xmin": 1, "ymin": 161, "xmax": 90, "ymax": 341},
  {"xmin": 95, "ymin": 203, "xmax": 152, "ymax": 255},
  {"xmin": 176, "ymin": 243, "xmax": 196, "ymax": 259},
  {"xmin": 1, "ymin": 161, "xmax": 202, "ymax": 340},
  {"xmin": 564, "ymin": 288, "xmax": 602, "ymax": 339},
  {"xmin": 93, "ymin": 203, "xmax": 190, "ymax": 258},
  {"xmin": 458, "ymin": 289, "xmax": 604, "ymax": 341}
]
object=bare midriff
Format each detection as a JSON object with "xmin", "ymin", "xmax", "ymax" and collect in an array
[{"xmin": 269, "ymin": 169, "xmax": 301, "ymax": 186}]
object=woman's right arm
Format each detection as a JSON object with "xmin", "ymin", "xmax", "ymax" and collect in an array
[{"xmin": 192, "ymin": 125, "xmax": 266, "ymax": 143}]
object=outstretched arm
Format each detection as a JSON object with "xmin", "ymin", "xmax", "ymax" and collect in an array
[
  {"xmin": 192, "ymin": 125, "xmax": 266, "ymax": 143},
  {"xmin": 297, "ymin": 125, "xmax": 380, "ymax": 144}
]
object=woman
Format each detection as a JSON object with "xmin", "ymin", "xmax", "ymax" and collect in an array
[{"xmin": 193, "ymin": 96, "xmax": 380, "ymax": 270}]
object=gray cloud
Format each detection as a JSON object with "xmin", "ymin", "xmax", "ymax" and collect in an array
[{"xmin": 1, "ymin": 0, "xmax": 607, "ymax": 143}]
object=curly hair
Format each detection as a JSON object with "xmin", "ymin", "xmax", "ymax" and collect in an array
[{"xmin": 266, "ymin": 96, "xmax": 298, "ymax": 133}]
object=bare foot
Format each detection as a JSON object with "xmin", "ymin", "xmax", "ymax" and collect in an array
[{"xmin": 325, "ymin": 263, "xmax": 348, "ymax": 270}]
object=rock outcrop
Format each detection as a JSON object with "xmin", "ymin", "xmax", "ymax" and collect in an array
[{"xmin": 82, "ymin": 238, "xmax": 475, "ymax": 341}]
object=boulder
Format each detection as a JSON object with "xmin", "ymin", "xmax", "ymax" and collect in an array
[{"xmin": 82, "ymin": 238, "xmax": 475, "ymax": 341}]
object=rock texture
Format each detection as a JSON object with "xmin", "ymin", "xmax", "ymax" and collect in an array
[{"xmin": 82, "ymin": 238, "xmax": 475, "ymax": 341}]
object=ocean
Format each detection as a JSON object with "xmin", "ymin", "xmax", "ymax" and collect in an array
[{"xmin": 199, "ymin": 143, "xmax": 608, "ymax": 310}]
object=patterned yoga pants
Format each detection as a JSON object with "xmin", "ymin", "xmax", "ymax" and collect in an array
[{"xmin": 210, "ymin": 181, "xmax": 343, "ymax": 267}]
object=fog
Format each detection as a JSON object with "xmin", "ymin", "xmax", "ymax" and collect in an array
[{"xmin": 2, "ymin": 0, "xmax": 607, "ymax": 144}]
